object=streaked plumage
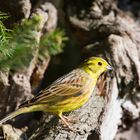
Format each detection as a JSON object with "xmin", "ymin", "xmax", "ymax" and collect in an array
[{"xmin": 0, "ymin": 57, "xmax": 112, "ymax": 130}]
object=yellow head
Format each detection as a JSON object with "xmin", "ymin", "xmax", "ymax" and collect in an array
[{"xmin": 81, "ymin": 57, "xmax": 112, "ymax": 78}]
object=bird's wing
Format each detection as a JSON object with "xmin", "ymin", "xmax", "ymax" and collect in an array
[{"xmin": 21, "ymin": 69, "xmax": 89, "ymax": 107}]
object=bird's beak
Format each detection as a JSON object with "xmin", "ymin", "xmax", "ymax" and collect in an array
[{"xmin": 107, "ymin": 65, "xmax": 113, "ymax": 70}]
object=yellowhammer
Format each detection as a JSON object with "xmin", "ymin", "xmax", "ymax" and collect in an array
[{"xmin": 0, "ymin": 57, "xmax": 112, "ymax": 130}]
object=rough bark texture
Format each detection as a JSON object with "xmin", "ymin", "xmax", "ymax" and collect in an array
[{"xmin": 0, "ymin": 0, "xmax": 140, "ymax": 140}]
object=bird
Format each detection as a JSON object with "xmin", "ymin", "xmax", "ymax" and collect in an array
[{"xmin": 0, "ymin": 57, "xmax": 112, "ymax": 130}]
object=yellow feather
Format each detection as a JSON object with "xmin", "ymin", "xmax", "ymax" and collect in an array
[{"xmin": 0, "ymin": 57, "xmax": 112, "ymax": 130}]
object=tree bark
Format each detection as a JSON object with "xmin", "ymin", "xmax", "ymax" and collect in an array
[{"xmin": 0, "ymin": 0, "xmax": 140, "ymax": 140}]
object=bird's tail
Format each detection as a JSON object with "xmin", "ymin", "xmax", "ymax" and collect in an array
[{"xmin": 0, "ymin": 105, "xmax": 42, "ymax": 125}]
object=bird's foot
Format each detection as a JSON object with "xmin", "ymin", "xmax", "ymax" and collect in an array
[
  {"xmin": 63, "ymin": 115, "xmax": 77, "ymax": 123},
  {"xmin": 59, "ymin": 115, "xmax": 77, "ymax": 132}
]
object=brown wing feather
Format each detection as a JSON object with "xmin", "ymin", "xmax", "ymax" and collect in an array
[{"xmin": 21, "ymin": 69, "xmax": 88, "ymax": 107}]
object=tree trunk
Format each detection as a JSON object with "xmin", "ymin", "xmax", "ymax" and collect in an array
[{"xmin": 0, "ymin": 0, "xmax": 140, "ymax": 140}]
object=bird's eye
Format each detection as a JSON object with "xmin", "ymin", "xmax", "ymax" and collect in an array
[{"xmin": 98, "ymin": 62, "xmax": 102, "ymax": 66}]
